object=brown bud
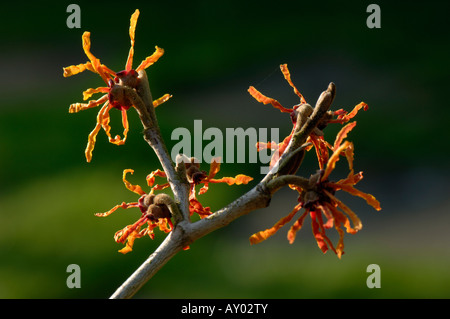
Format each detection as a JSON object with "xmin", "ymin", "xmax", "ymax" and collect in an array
[{"xmin": 142, "ymin": 193, "xmax": 155, "ymax": 208}]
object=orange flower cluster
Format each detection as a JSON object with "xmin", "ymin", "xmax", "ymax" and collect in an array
[
  {"xmin": 248, "ymin": 65, "xmax": 380, "ymax": 258},
  {"xmin": 183, "ymin": 157, "xmax": 253, "ymax": 218},
  {"xmin": 63, "ymin": 9, "xmax": 171, "ymax": 162},
  {"xmin": 95, "ymin": 169, "xmax": 174, "ymax": 254},
  {"xmin": 97, "ymin": 160, "xmax": 252, "ymax": 253}
]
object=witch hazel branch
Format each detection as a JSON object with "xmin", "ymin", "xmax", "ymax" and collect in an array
[{"xmin": 63, "ymin": 9, "xmax": 381, "ymax": 299}]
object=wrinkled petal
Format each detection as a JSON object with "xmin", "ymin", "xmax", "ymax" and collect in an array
[
  {"xmin": 333, "ymin": 121, "xmax": 357, "ymax": 151},
  {"xmin": 250, "ymin": 203, "xmax": 302, "ymax": 245},
  {"xmin": 330, "ymin": 184, "xmax": 381, "ymax": 211},
  {"xmin": 122, "ymin": 169, "xmax": 146, "ymax": 195},
  {"xmin": 310, "ymin": 210, "xmax": 329, "ymax": 253},
  {"xmin": 199, "ymin": 174, "xmax": 253, "ymax": 195},
  {"xmin": 322, "ymin": 141, "xmax": 352, "ymax": 181},
  {"xmin": 101, "ymin": 108, "xmax": 129, "ymax": 146},
  {"xmin": 308, "ymin": 134, "xmax": 330, "ymax": 170},
  {"xmin": 146, "ymin": 169, "xmax": 169, "ymax": 191},
  {"xmin": 146, "ymin": 169, "xmax": 167, "ymax": 186},
  {"xmin": 157, "ymin": 218, "xmax": 173, "ymax": 233},
  {"xmin": 82, "ymin": 87, "xmax": 110, "ymax": 100},
  {"xmin": 63, "ymin": 62, "xmax": 95, "ymax": 77},
  {"xmin": 280, "ymin": 64, "xmax": 307, "ymax": 104},
  {"xmin": 317, "ymin": 203, "xmax": 334, "ymax": 229},
  {"xmin": 324, "ymin": 190, "xmax": 363, "ymax": 232},
  {"xmin": 115, "ymin": 215, "xmax": 148, "ymax": 244},
  {"xmin": 189, "ymin": 198, "xmax": 212, "ymax": 218},
  {"xmin": 85, "ymin": 102, "xmax": 111, "ymax": 162},
  {"xmin": 82, "ymin": 32, "xmax": 110, "ymax": 84},
  {"xmin": 118, "ymin": 228, "xmax": 140, "ymax": 254},
  {"xmin": 310, "ymin": 210, "xmax": 337, "ymax": 255},
  {"xmin": 153, "ymin": 94, "xmax": 172, "ymax": 108},
  {"xmin": 334, "ymin": 224, "xmax": 345, "ymax": 259},
  {"xmin": 69, "ymin": 94, "xmax": 108, "ymax": 113},
  {"xmin": 248, "ymin": 86, "xmax": 292, "ymax": 113},
  {"xmin": 336, "ymin": 102, "xmax": 369, "ymax": 123},
  {"xmin": 135, "ymin": 46, "xmax": 165, "ymax": 72},
  {"xmin": 330, "ymin": 171, "xmax": 364, "ymax": 187},
  {"xmin": 95, "ymin": 201, "xmax": 139, "ymax": 217},
  {"xmin": 125, "ymin": 9, "xmax": 139, "ymax": 71},
  {"xmin": 287, "ymin": 209, "xmax": 309, "ymax": 244}
]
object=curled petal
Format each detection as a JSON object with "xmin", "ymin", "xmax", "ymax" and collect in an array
[
  {"xmin": 136, "ymin": 46, "xmax": 165, "ymax": 72},
  {"xmin": 209, "ymin": 174, "xmax": 253, "ymax": 186},
  {"xmin": 122, "ymin": 169, "xmax": 146, "ymax": 196},
  {"xmin": 322, "ymin": 141, "xmax": 352, "ymax": 181},
  {"xmin": 333, "ymin": 121, "xmax": 357, "ymax": 151},
  {"xmin": 153, "ymin": 94, "xmax": 172, "ymax": 108},
  {"xmin": 308, "ymin": 134, "xmax": 330, "ymax": 170},
  {"xmin": 82, "ymin": 32, "xmax": 110, "ymax": 84},
  {"xmin": 310, "ymin": 210, "xmax": 329, "ymax": 253},
  {"xmin": 344, "ymin": 142, "xmax": 355, "ymax": 173},
  {"xmin": 324, "ymin": 190, "xmax": 363, "ymax": 232},
  {"xmin": 146, "ymin": 169, "xmax": 167, "ymax": 186},
  {"xmin": 280, "ymin": 64, "xmax": 307, "ymax": 104},
  {"xmin": 125, "ymin": 9, "xmax": 140, "ymax": 71},
  {"xmin": 330, "ymin": 171, "xmax": 364, "ymax": 188},
  {"xmin": 287, "ymin": 209, "xmax": 309, "ymax": 244},
  {"xmin": 250, "ymin": 203, "xmax": 303, "ymax": 245},
  {"xmin": 189, "ymin": 198, "xmax": 212, "ymax": 218},
  {"xmin": 329, "ymin": 184, "xmax": 381, "ymax": 211},
  {"xmin": 82, "ymin": 87, "xmax": 110, "ymax": 100},
  {"xmin": 117, "ymin": 228, "xmax": 140, "ymax": 254},
  {"xmin": 310, "ymin": 210, "xmax": 336, "ymax": 254},
  {"xmin": 63, "ymin": 62, "xmax": 95, "ymax": 77},
  {"xmin": 334, "ymin": 224, "xmax": 346, "ymax": 259},
  {"xmin": 69, "ymin": 94, "xmax": 108, "ymax": 113},
  {"xmin": 95, "ymin": 201, "xmax": 139, "ymax": 217},
  {"xmin": 336, "ymin": 102, "xmax": 369, "ymax": 123},
  {"xmin": 199, "ymin": 174, "xmax": 253, "ymax": 195},
  {"xmin": 85, "ymin": 102, "xmax": 111, "ymax": 162},
  {"xmin": 101, "ymin": 108, "xmax": 129, "ymax": 146},
  {"xmin": 157, "ymin": 218, "xmax": 173, "ymax": 233},
  {"xmin": 248, "ymin": 86, "xmax": 292, "ymax": 113}
]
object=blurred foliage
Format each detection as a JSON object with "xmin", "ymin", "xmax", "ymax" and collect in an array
[{"xmin": 0, "ymin": 0, "xmax": 449, "ymax": 298}]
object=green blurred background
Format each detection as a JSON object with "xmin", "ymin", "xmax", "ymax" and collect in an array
[{"xmin": 1, "ymin": 0, "xmax": 449, "ymax": 298}]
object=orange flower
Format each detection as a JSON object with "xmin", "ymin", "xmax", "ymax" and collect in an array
[
  {"xmin": 95, "ymin": 169, "xmax": 173, "ymax": 254},
  {"xmin": 249, "ymin": 64, "xmax": 369, "ymax": 171},
  {"xmin": 249, "ymin": 64, "xmax": 307, "ymax": 168},
  {"xmin": 63, "ymin": 9, "xmax": 171, "ymax": 162},
  {"xmin": 182, "ymin": 157, "xmax": 253, "ymax": 218},
  {"xmin": 250, "ymin": 123, "xmax": 381, "ymax": 258}
]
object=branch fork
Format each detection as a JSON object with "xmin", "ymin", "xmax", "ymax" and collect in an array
[{"xmin": 108, "ymin": 71, "xmax": 336, "ymax": 298}]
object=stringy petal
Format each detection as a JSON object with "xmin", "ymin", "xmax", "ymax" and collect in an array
[
  {"xmin": 248, "ymin": 86, "xmax": 293, "ymax": 113},
  {"xmin": 322, "ymin": 141, "xmax": 352, "ymax": 181},
  {"xmin": 69, "ymin": 95, "xmax": 108, "ymax": 113},
  {"xmin": 280, "ymin": 64, "xmax": 307, "ymax": 104},
  {"xmin": 250, "ymin": 203, "xmax": 303, "ymax": 245},
  {"xmin": 287, "ymin": 209, "xmax": 309, "ymax": 244},
  {"xmin": 122, "ymin": 169, "xmax": 147, "ymax": 195},
  {"xmin": 82, "ymin": 87, "xmax": 110, "ymax": 100},
  {"xmin": 125, "ymin": 9, "xmax": 139, "ymax": 71},
  {"xmin": 63, "ymin": 62, "xmax": 95, "ymax": 77},
  {"xmin": 136, "ymin": 46, "xmax": 165, "ymax": 71},
  {"xmin": 153, "ymin": 94, "xmax": 172, "ymax": 108},
  {"xmin": 333, "ymin": 121, "xmax": 357, "ymax": 151},
  {"xmin": 95, "ymin": 201, "xmax": 139, "ymax": 217}
]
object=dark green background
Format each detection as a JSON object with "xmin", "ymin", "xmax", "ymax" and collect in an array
[{"xmin": 1, "ymin": 0, "xmax": 449, "ymax": 298}]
